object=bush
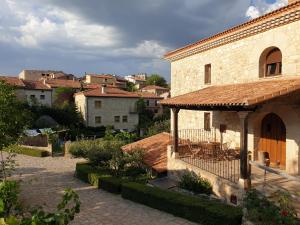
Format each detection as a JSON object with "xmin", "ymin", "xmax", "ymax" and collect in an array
[
  {"xmin": 99, "ymin": 177, "xmax": 123, "ymax": 194},
  {"xmin": 179, "ymin": 171, "xmax": 213, "ymax": 195},
  {"xmin": 4, "ymin": 145, "xmax": 49, "ymax": 157},
  {"xmin": 75, "ymin": 162, "xmax": 110, "ymax": 186},
  {"xmin": 122, "ymin": 182, "xmax": 242, "ymax": 225},
  {"xmin": 244, "ymin": 189, "xmax": 299, "ymax": 225}
]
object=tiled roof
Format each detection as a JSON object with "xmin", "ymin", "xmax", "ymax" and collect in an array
[
  {"xmin": 122, "ymin": 132, "xmax": 171, "ymax": 173},
  {"xmin": 87, "ymin": 74, "xmax": 114, "ymax": 79},
  {"xmin": 164, "ymin": 1, "xmax": 300, "ymax": 61},
  {"xmin": 141, "ymin": 85, "xmax": 169, "ymax": 91},
  {"xmin": 137, "ymin": 92, "xmax": 164, "ymax": 99},
  {"xmin": 161, "ymin": 76, "xmax": 300, "ymax": 108},
  {"xmin": 45, "ymin": 79, "xmax": 82, "ymax": 88},
  {"xmin": 75, "ymin": 86, "xmax": 140, "ymax": 98},
  {"xmin": 0, "ymin": 76, "xmax": 25, "ymax": 87},
  {"xmin": 22, "ymin": 80, "xmax": 51, "ymax": 90}
]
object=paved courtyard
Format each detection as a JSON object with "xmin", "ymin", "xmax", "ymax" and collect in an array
[{"xmin": 11, "ymin": 154, "xmax": 197, "ymax": 225}]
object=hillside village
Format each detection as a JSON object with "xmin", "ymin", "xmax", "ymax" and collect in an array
[{"xmin": 1, "ymin": 1, "xmax": 300, "ymax": 225}]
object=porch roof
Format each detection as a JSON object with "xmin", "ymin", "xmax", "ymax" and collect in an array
[{"xmin": 161, "ymin": 76, "xmax": 300, "ymax": 110}]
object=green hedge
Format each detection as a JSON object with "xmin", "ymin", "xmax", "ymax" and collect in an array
[
  {"xmin": 121, "ymin": 182, "xmax": 243, "ymax": 225},
  {"xmin": 99, "ymin": 177, "xmax": 123, "ymax": 194},
  {"xmin": 75, "ymin": 162, "xmax": 111, "ymax": 186},
  {"xmin": 3, "ymin": 145, "xmax": 49, "ymax": 157}
]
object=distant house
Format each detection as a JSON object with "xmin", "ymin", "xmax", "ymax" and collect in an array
[
  {"xmin": 125, "ymin": 73, "xmax": 147, "ymax": 89},
  {"xmin": 137, "ymin": 92, "xmax": 164, "ymax": 116},
  {"xmin": 141, "ymin": 85, "xmax": 169, "ymax": 96},
  {"xmin": 19, "ymin": 70, "xmax": 75, "ymax": 81},
  {"xmin": 0, "ymin": 76, "xmax": 52, "ymax": 106},
  {"xmin": 74, "ymin": 86, "xmax": 140, "ymax": 130},
  {"xmin": 84, "ymin": 74, "xmax": 127, "ymax": 89}
]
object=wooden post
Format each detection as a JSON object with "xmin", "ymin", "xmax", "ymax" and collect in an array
[
  {"xmin": 238, "ymin": 112, "xmax": 251, "ymax": 189},
  {"xmin": 172, "ymin": 108, "xmax": 180, "ymax": 153}
]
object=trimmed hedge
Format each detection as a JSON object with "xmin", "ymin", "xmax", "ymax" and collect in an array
[
  {"xmin": 99, "ymin": 177, "xmax": 123, "ymax": 194},
  {"xmin": 121, "ymin": 182, "xmax": 243, "ymax": 225},
  {"xmin": 75, "ymin": 162, "xmax": 111, "ymax": 186},
  {"xmin": 3, "ymin": 145, "xmax": 49, "ymax": 157}
]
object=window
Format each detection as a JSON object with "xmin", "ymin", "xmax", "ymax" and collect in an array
[
  {"xmin": 114, "ymin": 116, "xmax": 120, "ymax": 123},
  {"xmin": 122, "ymin": 115, "xmax": 128, "ymax": 123},
  {"xmin": 154, "ymin": 100, "xmax": 158, "ymax": 106},
  {"xmin": 204, "ymin": 112, "xmax": 211, "ymax": 131},
  {"xmin": 30, "ymin": 95, "xmax": 35, "ymax": 99},
  {"xmin": 40, "ymin": 95, "xmax": 45, "ymax": 100},
  {"xmin": 259, "ymin": 47, "xmax": 282, "ymax": 77},
  {"xmin": 94, "ymin": 100, "xmax": 102, "ymax": 109},
  {"xmin": 95, "ymin": 116, "xmax": 102, "ymax": 124},
  {"xmin": 146, "ymin": 100, "xmax": 150, "ymax": 106},
  {"xmin": 204, "ymin": 64, "xmax": 211, "ymax": 84},
  {"xmin": 154, "ymin": 109, "xmax": 158, "ymax": 114}
]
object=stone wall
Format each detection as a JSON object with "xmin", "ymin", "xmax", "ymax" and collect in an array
[{"xmin": 167, "ymin": 146, "xmax": 243, "ymax": 204}]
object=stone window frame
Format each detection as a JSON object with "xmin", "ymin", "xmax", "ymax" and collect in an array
[
  {"xmin": 95, "ymin": 116, "xmax": 102, "ymax": 124},
  {"xmin": 204, "ymin": 112, "xmax": 211, "ymax": 131},
  {"xmin": 122, "ymin": 115, "xmax": 128, "ymax": 123},
  {"xmin": 40, "ymin": 95, "xmax": 45, "ymax": 100},
  {"xmin": 259, "ymin": 47, "xmax": 282, "ymax": 78},
  {"xmin": 94, "ymin": 100, "xmax": 102, "ymax": 109},
  {"xmin": 204, "ymin": 64, "xmax": 211, "ymax": 85},
  {"xmin": 114, "ymin": 116, "xmax": 120, "ymax": 123}
]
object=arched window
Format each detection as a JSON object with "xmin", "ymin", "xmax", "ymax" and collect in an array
[{"xmin": 259, "ymin": 47, "xmax": 282, "ymax": 77}]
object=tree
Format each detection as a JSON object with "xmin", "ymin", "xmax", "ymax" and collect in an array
[
  {"xmin": 0, "ymin": 81, "xmax": 31, "ymax": 150},
  {"xmin": 125, "ymin": 81, "xmax": 137, "ymax": 92},
  {"xmin": 146, "ymin": 74, "xmax": 168, "ymax": 87},
  {"xmin": 53, "ymin": 87, "xmax": 75, "ymax": 107}
]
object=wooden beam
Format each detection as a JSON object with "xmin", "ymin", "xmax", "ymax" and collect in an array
[{"xmin": 172, "ymin": 108, "xmax": 180, "ymax": 153}]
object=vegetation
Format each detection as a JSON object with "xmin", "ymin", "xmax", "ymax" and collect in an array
[
  {"xmin": 121, "ymin": 182, "xmax": 243, "ymax": 225},
  {"xmin": 3, "ymin": 145, "xmax": 49, "ymax": 157},
  {"xmin": 179, "ymin": 171, "xmax": 213, "ymax": 195},
  {"xmin": 53, "ymin": 87, "xmax": 75, "ymax": 107},
  {"xmin": 124, "ymin": 81, "xmax": 137, "ymax": 92},
  {"xmin": 147, "ymin": 119, "xmax": 170, "ymax": 137},
  {"xmin": 244, "ymin": 189, "xmax": 299, "ymax": 225},
  {"xmin": 145, "ymin": 74, "xmax": 168, "ymax": 88}
]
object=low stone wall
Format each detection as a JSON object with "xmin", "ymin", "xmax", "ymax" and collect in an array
[
  {"xmin": 20, "ymin": 144, "xmax": 52, "ymax": 154},
  {"xmin": 167, "ymin": 146, "xmax": 244, "ymax": 205}
]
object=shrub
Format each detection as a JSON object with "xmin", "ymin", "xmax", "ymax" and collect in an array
[
  {"xmin": 121, "ymin": 182, "xmax": 243, "ymax": 225},
  {"xmin": 244, "ymin": 189, "xmax": 299, "ymax": 225},
  {"xmin": 99, "ymin": 177, "xmax": 123, "ymax": 194},
  {"xmin": 179, "ymin": 171, "xmax": 213, "ymax": 195},
  {"xmin": 4, "ymin": 145, "xmax": 49, "ymax": 157}
]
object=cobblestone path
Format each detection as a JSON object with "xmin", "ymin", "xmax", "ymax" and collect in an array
[{"xmin": 11, "ymin": 154, "xmax": 197, "ymax": 225}]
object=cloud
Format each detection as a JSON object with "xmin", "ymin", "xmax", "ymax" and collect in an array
[
  {"xmin": 0, "ymin": 0, "xmax": 252, "ymax": 79},
  {"xmin": 246, "ymin": 0, "xmax": 288, "ymax": 19}
]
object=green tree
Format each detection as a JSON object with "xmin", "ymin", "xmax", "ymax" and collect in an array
[
  {"xmin": 146, "ymin": 74, "xmax": 168, "ymax": 87},
  {"xmin": 0, "ymin": 81, "xmax": 31, "ymax": 150},
  {"xmin": 125, "ymin": 81, "xmax": 137, "ymax": 92}
]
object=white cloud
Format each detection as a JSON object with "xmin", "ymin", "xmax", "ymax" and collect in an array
[{"xmin": 245, "ymin": 0, "xmax": 288, "ymax": 19}]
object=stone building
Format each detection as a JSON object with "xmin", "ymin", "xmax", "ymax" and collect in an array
[
  {"xmin": 161, "ymin": 0, "xmax": 300, "ymax": 200},
  {"xmin": 74, "ymin": 86, "xmax": 140, "ymax": 130},
  {"xmin": 141, "ymin": 85, "xmax": 170, "ymax": 96}
]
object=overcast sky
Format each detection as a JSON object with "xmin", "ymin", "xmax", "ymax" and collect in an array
[{"xmin": 0, "ymin": 0, "xmax": 287, "ymax": 80}]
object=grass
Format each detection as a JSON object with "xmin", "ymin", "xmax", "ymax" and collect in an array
[{"xmin": 3, "ymin": 145, "xmax": 49, "ymax": 157}]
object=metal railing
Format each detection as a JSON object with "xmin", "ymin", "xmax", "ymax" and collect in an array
[{"xmin": 170, "ymin": 129, "xmax": 240, "ymax": 183}]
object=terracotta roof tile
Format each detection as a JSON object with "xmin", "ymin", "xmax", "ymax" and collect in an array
[
  {"xmin": 137, "ymin": 92, "xmax": 164, "ymax": 99},
  {"xmin": 22, "ymin": 80, "xmax": 51, "ymax": 90},
  {"xmin": 0, "ymin": 76, "xmax": 25, "ymax": 87},
  {"xmin": 122, "ymin": 132, "xmax": 171, "ymax": 173},
  {"xmin": 75, "ymin": 87, "xmax": 140, "ymax": 98},
  {"xmin": 161, "ymin": 76, "xmax": 300, "ymax": 108},
  {"xmin": 141, "ymin": 85, "xmax": 169, "ymax": 91},
  {"xmin": 45, "ymin": 79, "xmax": 82, "ymax": 88}
]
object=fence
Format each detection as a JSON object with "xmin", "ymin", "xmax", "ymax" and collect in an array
[{"xmin": 171, "ymin": 129, "xmax": 240, "ymax": 183}]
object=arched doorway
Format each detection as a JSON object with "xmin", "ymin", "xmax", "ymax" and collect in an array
[{"xmin": 259, "ymin": 113, "xmax": 286, "ymax": 169}]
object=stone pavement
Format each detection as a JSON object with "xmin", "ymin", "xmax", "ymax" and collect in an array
[{"xmin": 10, "ymin": 154, "xmax": 198, "ymax": 225}]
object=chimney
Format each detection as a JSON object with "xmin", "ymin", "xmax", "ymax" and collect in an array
[
  {"xmin": 101, "ymin": 84, "xmax": 107, "ymax": 94},
  {"xmin": 289, "ymin": 0, "xmax": 298, "ymax": 4}
]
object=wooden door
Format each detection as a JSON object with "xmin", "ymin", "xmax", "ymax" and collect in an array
[{"xmin": 259, "ymin": 113, "xmax": 286, "ymax": 169}]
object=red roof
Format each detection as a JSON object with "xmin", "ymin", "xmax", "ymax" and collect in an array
[
  {"xmin": 0, "ymin": 76, "xmax": 25, "ymax": 87},
  {"xmin": 75, "ymin": 86, "xmax": 140, "ymax": 98},
  {"xmin": 22, "ymin": 80, "xmax": 51, "ymax": 90},
  {"xmin": 122, "ymin": 132, "xmax": 171, "ymax": 173},
  {"xmin": 161, "ymin": 76, "xmax": 300, "ymax": 108},
  {"xmin": 45, "ymin": 79, "xmax": 82, "ymax": 88},
  {"xmin": 142, "ymin": 85, "xmax": 169, "ymax": 91}
]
